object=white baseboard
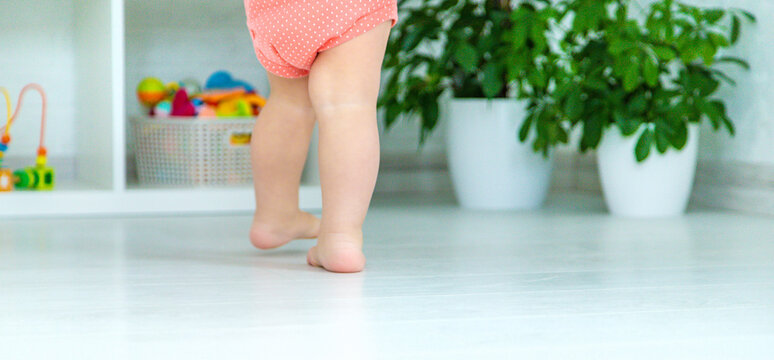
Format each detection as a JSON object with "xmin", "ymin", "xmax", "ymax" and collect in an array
[
  {"xmin": 376, "ymin": 152, "xmax": 452, "ymax": 194},
  {"xmin": 693, "ymin": 161, "xmax": 774, "ymax": 215},
  {"xmin": 378, "ymin": 151, "xmax": 774, "ymax": 216},
  {"xmin": 562, "ymin": 154, "xmax": 774, "ymax": 216}
]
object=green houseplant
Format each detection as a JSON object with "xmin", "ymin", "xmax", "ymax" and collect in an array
[
  {"xmin": 546, "ymin": 0, "xmax": 755, "ymax": 217},
  {"xmin": 380, "ymin": 0, "xmax": 568, "ymax": 150},
  {"xmin": 551, "ymin": 0, "xmax": 755, "ymax": 162},
  {"xmin": 379, "ymin": 0, "xmax": 567, "ymax": 209}
]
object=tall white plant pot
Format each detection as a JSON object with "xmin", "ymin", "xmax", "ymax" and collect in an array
[
  {"xmin": 445, "ymin": 98, "xmax": 553, "ymax": 210},
  {"xmin": 597, "ymin": 124, "xmax": 700, "ymax": 218}
]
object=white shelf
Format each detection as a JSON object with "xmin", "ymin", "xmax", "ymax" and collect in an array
[
  {"xmin": 0, "ymin": 0, "xmax": 322, "ymax": 217},
  {"xmin": 0, "ymin": 185, "xmax": 322, "ymax": 218}
]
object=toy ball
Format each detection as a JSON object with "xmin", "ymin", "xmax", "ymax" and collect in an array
[
  {"xmin": 205, "ymin": 71, "xmax": 255, "ymax": 92},
  {"xmin": 137, "ymin": 77, "xmax": 166, "ymax": 107},
  {"xmin": 199, "ymin": 105, "xmax": 217, "ymax": 118},
  {"xmin": 154, "ymin": 100, "xmax": 172, "ymax": 117},
  {"xmin": 171, "ymin": 89, "xmax": 196, "ymax": 117},
  {"xmin": 180, "ymin": 78, "xmax": 202, "ymax": 96}
]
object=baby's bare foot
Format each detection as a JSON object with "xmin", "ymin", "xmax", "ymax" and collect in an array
[
  {"xmin": 307, "ymin": 231, "xmax": 366, "ymax": 273},
  {"xmin": 250, "ymin": 211, "xmax": 321, "ymax": 250}
]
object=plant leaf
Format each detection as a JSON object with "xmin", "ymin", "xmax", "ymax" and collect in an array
[
  {"xmin": 717, "ymin": 56, "xmax": 750, "ymax": 70},
  {"xmin": 519, "ymin": 112, "xmax": 534, "ymax": 142},
  {"xmin": 581, "ymin": 114, "xmax": 604, "ymax": 151},
  {"xmin": 420, "ymin": 97, "xmax": 440, "ymax": 142},
  {"xmin": 708, "ymin": 32, "xmax": 730, "ymax": 48},
  {"xmin": 700, "ymin": 41, "xmax": 717, "ymax": 66},
  {"xmin": 643, "ymin": 57, "xmax": 659, "ymax": 87},
  {"xmin": 731, "ymin": 15, "xmax": 741, "ymax": 44},
  {"xmin": 565, "ymin": 90, "xmax": 583, "ymax": 119},
  {"xmin": 740, "ymin": 10, "xmax": 756, "ymax": 22},
  {"xmin": 454, "ymin": 42, "xmax": 479, "ymax": 73},
  {"xmin": 655, "ymin": 125, "xmax": 671, "ymax": 153},
  {"xmin": 704, "ymin": 9, "xmax": 725, "ymax": 24},
  {"xmin": 615, "ymin": 112, "xmax": 641, "ymax": 136},
  {"xmin": 635, "ymin": 129, "xmax": 654, "ymax": 162},
  {"xmin": 609, "ymin": 40, "xmax": 636, "ymax": 55},
  {"xmin": 482, "ymin": 63, "xmax": 505, "ymax": 98},
  {"xmin": 653, "ymin": 46, "xmax": 677, "ymax": 61},
  {"xmin": 671, "ymin": 122, "xmax": 689, "ymax": 150},
  {"xmin": 628, "ymin": 94, "xmax": 648, "ymax": 114},
  {"xmin": 623, "ymin": 60, "xmax": 642, "ymax": 92}
]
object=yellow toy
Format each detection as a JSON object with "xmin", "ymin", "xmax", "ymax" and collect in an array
[
  {"xmin": 216, "ymin": 98, "xmax": 252, "ymax": 117},
  {"xmin": 0, "ymin": 168, "xmax": 12, "ymax": 192},
  {"xmin": 0, "ymin": 84, "xmax": 55, "ymax": 192},
  {"xmin": 136, "ymin": 77, "xmax": 167, "ymax": 108}
]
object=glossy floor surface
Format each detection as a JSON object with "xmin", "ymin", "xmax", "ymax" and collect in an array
[{"xmin": 1, "ymin": 193, "xmax": 773, "ymax": 359}]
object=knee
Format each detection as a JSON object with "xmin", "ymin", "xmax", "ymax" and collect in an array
[
  {"xmin": 266, "ymin": 95, "xmax": 316, "ymax": 121},
  {"xmin": 307, "ymin": 79, "xmax": 379, "ymax": 116}
]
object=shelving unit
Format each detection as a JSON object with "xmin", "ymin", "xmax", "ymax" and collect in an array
[{"xmin": 0, "ymin": 0, "xmax": 322, "ymax": 217}]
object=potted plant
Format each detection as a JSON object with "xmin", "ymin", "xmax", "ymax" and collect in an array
[
  {"xmin": 543, "ymin": 0, "xmax": 755, "ymax": 217},
  {"xmin": 379, "ymin": 0, "xmax": 569, "ymax": 210}
]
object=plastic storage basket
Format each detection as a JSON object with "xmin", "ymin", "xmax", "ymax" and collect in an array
[{"xmin": 131, "ymin": 116, "xmax": 256, "ymax": 186}]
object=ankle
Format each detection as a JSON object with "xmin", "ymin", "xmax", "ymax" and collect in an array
[
  {"xmin": 320, "ymin": 228, "xmax": 363, "ymax": 239},
  {"xmin": 254, "ymin": 209, "xmax": 304, "ymax": 225}
]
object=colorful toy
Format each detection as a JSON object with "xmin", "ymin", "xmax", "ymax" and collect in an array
[
  {"xmin": 180, "ymin": 78, "xmax": 202, "ymax": 96},
  {"xmin": 171, "ymin": 89, "xmax": 196, "ymax": 117},
  {"xmin": 0, "ymin": 84, "xmax": 55, "ymax": 192},
  {"xmin": 165, "ymin": 82, "xmax": 181, "ymax": 99},
  {"xmin": 205, "ymin": 71, "xmax": 255, "ymax": 92},
  {"xmin": 243, "ymin": 93, "xmax": 267, "ymax": 116},
  {"xmin": 216, "ymin": 98, "xmax": 252, "ymax": 117},
  {"xmin": 137, "ymin": 72, "xmax": 267, "ymax": 119},
  {"xmin": 154, "ymin": 100, "xmax": 172, "ymax": 117},
  {"xmin": 0, "ymin": 168, "xmax": 12, "ymax": 192},
  {"xmin": 197, "ymin": 88, "xmax": 247, "ymax": 105},
  {"xmin": 0, "ymin": 88, "xmax": 11, "ymax": 191},
  {"xmin": 136, "ymin": 77, "xmax": 167, "ymax": 108},
  {"xmin": 198, "ymin": 105, "xmax": 217, "ymax": 118},
  {"xmin": 244, "ymin": 93, "xmax": 268, "ymax": 108}
]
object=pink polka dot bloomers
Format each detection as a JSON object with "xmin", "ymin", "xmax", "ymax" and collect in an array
[{"xmin": 244, "ymin": 0, "xmax": 399, "ymax": 78}]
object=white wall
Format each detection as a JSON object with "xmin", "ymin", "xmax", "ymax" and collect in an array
[
  {"xmin": 124, "ymin": 0, "xmax": 270, "ymax": 118},
  {"xmin": 0, "ymin": 1, "xmax": 77, "ymax": 159},
  {"xmin": 699, "ymin": 0, "xmax": 774, "ymax": 166}
]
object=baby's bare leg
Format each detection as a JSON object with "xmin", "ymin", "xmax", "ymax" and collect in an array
[
  {"xmin": 306, "ymin": 21, "xmax": 393, "ymax": 273},
  {"xmin": 249, "ymin": 74, "xmax": 321, "ymax": 250}
]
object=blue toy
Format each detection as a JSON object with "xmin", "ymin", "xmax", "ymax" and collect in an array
[{"xmin": 205, "ymin": 71, "xmax": 255, "ymax": 92}]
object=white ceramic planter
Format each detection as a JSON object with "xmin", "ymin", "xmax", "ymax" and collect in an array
[
  {"xmin": 597, "ymin": 124, "xmax": 700, "ymax": 218},
  {"xmin": 445, "ymin": 98, "xmax": 553, "ymax": 210}
]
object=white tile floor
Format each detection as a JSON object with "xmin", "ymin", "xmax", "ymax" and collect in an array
[{"xmin": 1, "ymin": 193, "xmax": 773, "ymax": 359}]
